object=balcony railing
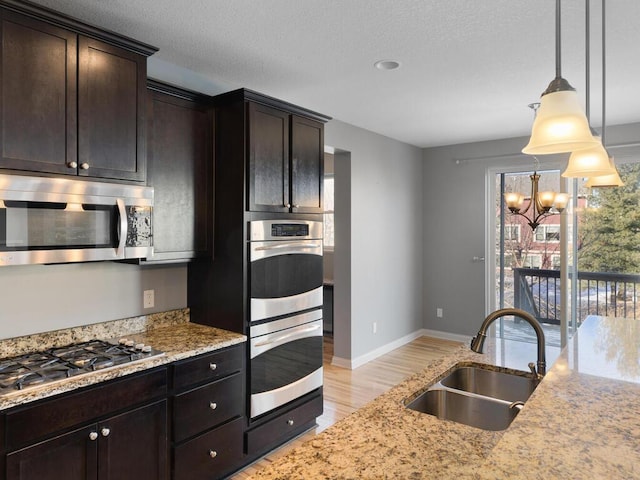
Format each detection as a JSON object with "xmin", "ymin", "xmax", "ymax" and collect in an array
[{"xmin": 513, "ymin": 268, "xmax": 640, "ymax": 324}]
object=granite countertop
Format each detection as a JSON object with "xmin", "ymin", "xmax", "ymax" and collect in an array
[
  {"xmin": 249, "ymin": 316, "xmax": 640, "ymax": 479},
  {"xmin": 0, "ymin": 308, "xmax": 246, "ymax": 411}
]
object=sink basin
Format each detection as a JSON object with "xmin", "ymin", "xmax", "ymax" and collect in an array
[
  {"xmin": 406, "ymin": 363, "xmax": 540, "ymax": 431},
  {"xmin": 440, "ymin": 366, "xmax": 538, "ymax": 403},
  {"xmin": 406, "ymin": 388, "xmax": 518, "ymax": 431}
]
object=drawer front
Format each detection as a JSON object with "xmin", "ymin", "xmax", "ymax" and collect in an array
[
  {"xmin": 246, "ymin": 392, "xmax": 322, "ymax": 456},
  {"xmin": 173, "ymin": 373, "xmax": 244, "ymax": 442},
  {"xmin": 173, "ymin": 417, "xmax": 244, "ymax": 480},
  {"xmin": 5, "ymin": 367, "xmax": 167, "ymax": 451},
  {"xmin": 172, "ymin": 345, "xmax": 244, "ymax": 390}
]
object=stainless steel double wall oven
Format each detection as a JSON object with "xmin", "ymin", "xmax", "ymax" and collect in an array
[{"xmin": 248, "ymin": 219, "xmax": 323, "ymax": 419}]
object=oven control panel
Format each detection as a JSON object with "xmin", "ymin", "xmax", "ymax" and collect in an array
[
  {"xmin": 249, "ymin": 220, "xmax": 322, "ymax": 241},
  {"xmin": 271, "ymin": 223, "xmax": 309, "ymax": 237}
]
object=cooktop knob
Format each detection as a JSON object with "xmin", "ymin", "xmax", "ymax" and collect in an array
[
  {"xmin": 142, "ymin": 345, "xmax": 152, "ymax": 353},
  {"xmin": 135, "ymin": 343, "xmax": 145, "ymax": 350},
  {"xmin": 119, "ymin": 338, "xmax": 128, "ymax": 345}
]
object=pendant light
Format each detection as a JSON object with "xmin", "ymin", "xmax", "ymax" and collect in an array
[
  {"xmin": 562, "ymin": 0, "xmax": 615, "ymax": 178},
  {"xmin": 583, "ymin": 0, "xmax": 623, "ymax": 187},
  {"xmin": 522, "ymin": 0, "xmax": 599, "ymax": 155}
]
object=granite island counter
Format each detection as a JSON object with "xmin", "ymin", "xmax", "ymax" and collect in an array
[{"xmin": 248, "ymin": 316, "xmax": 640, "ymax": 479}]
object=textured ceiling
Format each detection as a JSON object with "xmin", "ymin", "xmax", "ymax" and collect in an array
[{"xmin": 31, "ymin": 0, "xmax": 640, "ymax": 148}]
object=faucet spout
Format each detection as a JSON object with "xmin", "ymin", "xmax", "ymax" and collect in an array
[{"xmin": 470, "ymin": 308, "xmax": 546, "ymax": 377}]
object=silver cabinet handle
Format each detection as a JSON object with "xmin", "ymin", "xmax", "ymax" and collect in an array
[
  {"xmin": 209, "ymin": 363, "xmax": 217, "ymax": 371},
  {"xmin": 80, "ymin": 162, "xmax": 90, "ymax": 170},
  {"xmin": 287, "ymin": 419, "xmax": 294, "ymax": 426},
  {"xmin": 209, "ymin": 402, "xmax": 217, "ymax": 410},
  {"xmin": 67, "ymin": 161, "xmax": 78, "ymax": 169},
  {"xmin": 101, "ymin": 427, "xmax": 110, "ymax": 437},
  {"xmin": 89, "ymin": 431, "xmax": 98, "ymax": 441},
  {"xmin": 209, "ymin": 450, "xmax": 218, "ymax": 459}
]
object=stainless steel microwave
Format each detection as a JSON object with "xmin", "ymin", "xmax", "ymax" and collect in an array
[{"xmin": 0, "ymin": 174, "xmax": 153, "ymax": 266}]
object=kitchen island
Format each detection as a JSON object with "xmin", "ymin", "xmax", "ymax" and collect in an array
[{"xmin": 248, "ymin": 316, "xmax": 640, "ymax": 479}]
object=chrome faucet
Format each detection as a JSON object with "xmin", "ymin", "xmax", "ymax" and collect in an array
[{"xmin": 470, "ymin": 308, "xmax": 546, "ymax": 378}]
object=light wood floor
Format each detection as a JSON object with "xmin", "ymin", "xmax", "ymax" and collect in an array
[{"xmin": 232, "ymin": 335, "xmax": 462, "ymax": 479}]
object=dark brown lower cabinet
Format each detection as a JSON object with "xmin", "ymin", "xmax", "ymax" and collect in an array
[
  {"xmin": 6, "ymin": 424, "xmax": 96, "ymax": 480},
  {"xmin": 6, "ymin": 400, "xmax": 167, "ymax": 480}
]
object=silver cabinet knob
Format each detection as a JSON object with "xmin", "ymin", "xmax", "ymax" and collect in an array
[
  {"xmin": 209, "ymin": 363, "xmax": 217, "ymax": 371},
  {"xmin": 89, "ymin": 431, "xmax": 98, "ymax": 441},
  {"xmin": 67, "ymin": 161, "xmax": 78, "ymax": 169},
  {"xmin": 209, "ymin": 402, "xmax": 217, "ymax": 410},
  {"xmin": 80, "ymin": 162, "xmax": 90, "ymax": 170},
  {"xmin": 287, "ymin": 419, "xmax": 294, "ymax": 426},
  {"xmin": 285, "ymin": 203, "xmax": 291, "ymax": 208},
  {"xmin": 208, "ymin": 450, "xmax": 217, "ymax": 459},
  {"xmin": 293, "ymin": 205, "xmax": 299, "ymax": 208},
  {"xmin": 101, "ymin": 427, "xmax": 110, "ymax": 437}
]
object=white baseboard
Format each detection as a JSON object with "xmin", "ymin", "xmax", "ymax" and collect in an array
[
  {"xmin": 419, "ymin": 328, "xmax": 472, "ymax": 345},
  {"xmin": 330, "ymin": 328, "xmax": 471, "ymax": 370}
]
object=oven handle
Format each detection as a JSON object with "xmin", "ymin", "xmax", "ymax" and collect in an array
[
  {"xmin": 115, "ymin": 198, "xmax": 127, "ymax": 257},
  {"xmin": 251, "ymin": 322, "xmax": 321, "ymax": 358},
  {"xmin": 254, "ymin": 242, "xmax": 321, "ymax": 251}
]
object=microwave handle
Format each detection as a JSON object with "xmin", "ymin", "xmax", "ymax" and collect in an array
[{"xmin": 116, "ymin": 198, "xmax": 127, "ymax": 257}]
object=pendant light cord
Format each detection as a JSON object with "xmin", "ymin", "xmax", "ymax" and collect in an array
[
  {"xmin": 556, "ymin": 0, "xmax": 562, "ymax": 78},
  {"xmin": 601, "ymin": 0, "xmax": 607, "ymax": 147},
  {"xmin": 585, "ymin": 0, "xmax": 590, "ymax": 120}
]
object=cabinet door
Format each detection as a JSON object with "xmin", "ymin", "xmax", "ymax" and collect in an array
[
  {"xmin": 78, "ymin": 36, "xmax": 146, "ymax": 182},
  {"xmin": 0, "ymin": 10, "xmax": 77, "ymax": 175},
  {"xmin": 247, "ymin": 102, "xmax": 290, "ymax": 212},
  {"xmin": 147, "ymin": 89, "xmax": 212, "ymax": 261},
  {"xmin": 290, "ymin": 115, "xmax": 324, "ymax": 213},
  {"xmin": 6, "ymin": 425, "xmax": 98, "ymax": 480},
  {"xmin": 97, "ymin": 400, "xmax": 168, "ymax": 480}
]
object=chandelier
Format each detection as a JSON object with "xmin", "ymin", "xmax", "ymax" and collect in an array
[{"xmin": 504, "ymin": 156, "xmax": 569, "ymax": 231}]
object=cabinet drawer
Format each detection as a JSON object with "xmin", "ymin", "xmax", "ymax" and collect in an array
[
  {"xmin": 172, "ymin": 345, "xmax": 243, "ymax": 389},
  {"xmin": 5, "ymin": 367, "xmax": 167, "ymax": 451},
  {"xmin": 173, "ymin": 417, "xmax": 244, "ymax": 480},
  {"xmin": 173, "ymin": 372, "xmax": 244, "ymax": 442},
  {"xmin": 246, "ymin": 392, "xmax": 322, "ymax": 456}
]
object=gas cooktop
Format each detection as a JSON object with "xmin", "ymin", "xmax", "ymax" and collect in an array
[{"xmin": 0, "ymin": 338, "xmax": 164, "ymax": 396}]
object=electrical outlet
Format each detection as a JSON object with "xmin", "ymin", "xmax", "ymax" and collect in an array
[
  {"xmin": 143, "ymin": 289, "xmax": 155, "ymax": 309},
  {"xmin": 436, "ymin": 308, "xmax": 443, "ymax": 318},
  {"xmin": 373, "ymin": 322, "xmax": 377, "ymax": 334}
]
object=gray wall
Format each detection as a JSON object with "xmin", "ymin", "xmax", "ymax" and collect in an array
[
  {"xmin": 325, "ymin": 120, "xmax": 424, "ymax": 361},
  {"xmin": 422, "ymin": 122, "xmax": 640, "ymax": 337},
  {"xmin": 0, "ymin": 262, "xmax": 186, "ymax": 339}
]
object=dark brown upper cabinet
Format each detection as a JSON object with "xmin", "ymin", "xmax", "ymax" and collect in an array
[
  {"xmin": 146, "ymin": 80, "xmax": 213, "ymax": 263},
  {"xmin": 0, "ymin": 3, "xmax": 156, "ymax": 182},
  {"xmin": 215, "ymin": 88, "xmax": 330, "ymax": 214},
  {"xmin": 248, "ymin": 102, "xmax": 325, "ymax": 213}
]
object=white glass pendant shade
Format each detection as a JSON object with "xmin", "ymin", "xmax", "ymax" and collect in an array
[
  {"xmin": 522, "ymin": 90, "xmax": 599, "ymax": 155},
  {"xmin": 504, "ymin": 192, "xmax": 525, "ymax": 211},
  {"xmin": 562, "ymin": 137, "xmax": 613, "ymax": 178},
  {"xmin": 553, "ymin": 193, "xmax": 570, "ymax": 211},
  {"xmin": 584, "ymin": 156, "xmax": 624, "ymax": 187}
]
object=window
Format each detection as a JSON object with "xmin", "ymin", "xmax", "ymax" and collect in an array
[
  {"xmin": 535, "ymin": 225, "xmax": 560, "ymax": 242},
  {"xmin": 505, "ymin": 225, "xmax": 520, "ymax": 242},
  {"xmin": 523, "ymin": 254, "xmax": 542, "ymax": 268},
  {"xmin": 323, "ymin": 175, "xmax": 334, "ymax": 249}
]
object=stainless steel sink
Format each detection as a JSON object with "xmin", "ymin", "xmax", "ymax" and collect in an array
[
  {"xmin": 406, "ymin": 363, "xmax": 540, "ymax": 431},
  {"xmin": 440, "ymin": 366, "xmax": 538, "ymax": 403},
  {"xmin": 406, "ymin": 388, "xmax": 519, "ymax": 431}
]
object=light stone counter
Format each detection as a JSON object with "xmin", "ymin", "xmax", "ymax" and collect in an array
[
  {"xmin": 0, "ymin": 308, "xmax": 246, "ymax": 411},
  {"xmin": 248, "ymin": 316, "xmax": 640, "ymax": 479}
]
